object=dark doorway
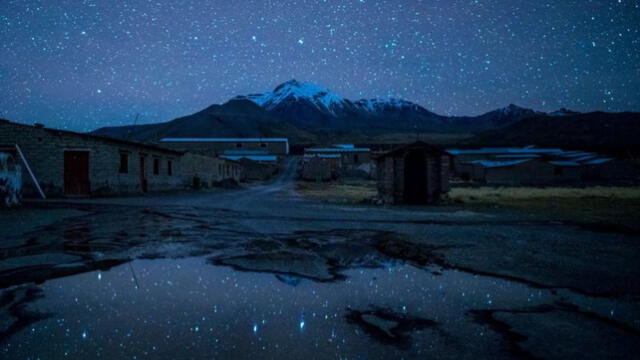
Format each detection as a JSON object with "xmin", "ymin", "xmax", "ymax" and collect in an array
[
  {"xmin": 404, "ymin": 150, "xmax": 428, "ymax": 204},
  {"xmin": 64, "ymin": 151, "xmax": 90, "ymax": 195},
  {"xmin": 139, "ymin": 155, "xmax": 148, "ymax": 192}
]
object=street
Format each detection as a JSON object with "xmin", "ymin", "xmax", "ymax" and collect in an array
[{"xmin": 1, "ymin": 158, "xmax": 639, "ymax": 359}]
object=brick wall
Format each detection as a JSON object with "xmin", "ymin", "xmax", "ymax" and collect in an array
[
  {"xmin": 0, "ymin": 121, "xmax": 182, "ymax": 197},
  {"xmin": 180, "ymin": 152, "xmax": 241, "ymax": 187}
]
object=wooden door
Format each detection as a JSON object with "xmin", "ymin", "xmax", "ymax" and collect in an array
[
  {"xmin": 139, "ymin": 155, "xmax": 147, "ymax": 192},
  {"xmin": 404, "ymin": 150, "xmax": 428, "ymax": 204},
  {"xmin": 64, "ymin": 151, "xmax": 90, "ymax": 195}
]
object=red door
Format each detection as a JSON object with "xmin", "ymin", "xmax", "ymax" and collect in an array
[{"xmin": 64, "ymin": 151, "xmax": 90, "ymax": 195}]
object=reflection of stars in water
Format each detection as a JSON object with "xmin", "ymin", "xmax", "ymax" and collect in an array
[
  {"xmin": 299, "ymin": 318, "xmax": 305, "ymax": 331},
  {"xmin": 253, "ymin": 323, "xmax": 258, "ymax": 334},
  {"xmin": 81, "ymin": 330, "xmax": 88, "ymax": 339}
]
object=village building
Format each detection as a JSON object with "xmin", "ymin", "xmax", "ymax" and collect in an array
[
  {"xmin": 305, "ymin": 144, "xmax": 370, "ymax": 169},
  {"xmin": 449, "ymin": 146, "xmax": 638, "ymax": 185},
  {"xmin": 158, "ymin": 137, "xmax": 289, "ymax": 157},
  {"xmin": 300, "ymin": 154, "xmax": 341, "ymax": 181},
  {"xmin": 376, "ymin": 141, "xmax": 451, "ymax": 205},
  {"xmin": 302, "ymin": 144, "xmax": 373, "ymax": 180},
  {"xmin": 0, "ymin": 119, "xmax": 240, "ymax": 197},
  {"xmin": 469, "ymin": 159, "xmax": 598, "ymax": 185},
  {"xmin": 582, "ymin": 158, "xmax": 639, "ymax": 182},
  {"xmin": 180, "ymin": 152, "xmax": 242, "ymax": 188},
  {"xmin": 217, "ymin": 149, "xmax": 278, "ymax": 181},
  {"xmin": 237, "ymin": 158, "xmax": 277, "ymax": 181}
]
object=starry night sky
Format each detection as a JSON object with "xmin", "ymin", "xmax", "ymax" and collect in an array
[{"xmin": 1, "ymin": 0, "xmax": 639, "ymax": 131}]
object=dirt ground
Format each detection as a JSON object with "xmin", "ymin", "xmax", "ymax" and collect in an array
[{"xmin": 2, "ymin": 159, "xmax": 639, "ymax": 359}]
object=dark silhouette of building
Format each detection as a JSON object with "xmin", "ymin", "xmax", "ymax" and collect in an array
[{"xmin": 376, "ymin": 141, "xmax": 450, "ymax": 204}]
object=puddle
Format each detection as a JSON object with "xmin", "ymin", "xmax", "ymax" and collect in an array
[{"xmin": 1, "ymin": 257, "xmax": 638, "ymax": 359}]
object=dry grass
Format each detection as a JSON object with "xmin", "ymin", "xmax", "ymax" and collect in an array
[
  {"xmin": 447, "ymin": 186, "xmax": 640, "ymax": 230},
  {"xmin": 296, "ymin": 180, "xmax": 377, "ymax": 204},
  {"xmin": 448, "ymin": 186, "xmax": 640, "ymax": 203}
]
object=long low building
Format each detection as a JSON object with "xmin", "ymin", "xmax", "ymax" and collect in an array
[
  {"xmin": 0, "ymin": 119, "xmax": 241, "ymax": 197},
  {"xmin": 158, "ymin": 137, "xmax": 289, "ymax": 157}
]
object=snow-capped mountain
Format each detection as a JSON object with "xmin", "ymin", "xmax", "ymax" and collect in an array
[
  {"xmin": 93, "ymin": 79, "xmax": 615, "ymax": 143},
  {"xmin": 354, "ymin": 98, "xmax": 425, "ymax": 112},
  {"xmin": 235, "ymin": 80, "xmax": 450, "ymax": 131},
  {"xmin": 235, "ymin": 80, "xmax": 351, "ymax": 116}
]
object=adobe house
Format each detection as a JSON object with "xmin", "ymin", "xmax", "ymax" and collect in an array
[
  {"xmin": 305, "ymin": 144, "xmax": 370, "ymax": 170},
  {"xmin": 237, "ymin": 158, "xmax": 276, "ymax": 181},
  {"xmin": 0, "ymin": 119, "xmax": 241, "ymax": 197},
  {"xmin": 376, "ymin": 141, "xmax": 450, "ymax": 205},
  {"xmin": 300, "ymin": 154, "xmax": 341, "ymax": 181},
  {"xmin": 180, "ymin": 152, "xmax": 242, "ymax": 188}
]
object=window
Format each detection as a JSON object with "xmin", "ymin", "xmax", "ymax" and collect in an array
[
  {"xmin": 260, "ymin": 143, "xmax": 267, "ymax": 148},
  {"xmin": 119, "ymin": 153, "xmax": 129, "ymax": 174},
  {"xmin": 218, "ymin": 164, "xmax": 223, "ymax": 175},
  {"xmin": 167, "ymin": 160, "xmax": 173, "ymax": 176},
  {"xmin": 236, "ymin": 143, "xmax": 243, "ymax": 148},
  {"xmin": 354, "ymin": 154, "xmax": 359, "ymax": 163},
  {"xmin": 554, "ymin": 167, "xmax": 563, "ymax": 176},
  {"xmin": 153, "ymin": 158, "xmax": 160, "ymax": 175}
]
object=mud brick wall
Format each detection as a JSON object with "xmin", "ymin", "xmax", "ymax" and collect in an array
[
  {"xmin": 181, "ymin": 152, "xmax": 241, "ymax": 187},
  {"xmin": 376, "ymin": 146, "xmax": 451, "ymax": 204},
  {"xmin": 0, "ymin": 120, "xmax": 182, "ymax": 197}
]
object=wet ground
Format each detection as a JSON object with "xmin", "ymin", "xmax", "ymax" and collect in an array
[{"xmin": 1, "ymin": 158, "xmax": 640, "ymax": 359}]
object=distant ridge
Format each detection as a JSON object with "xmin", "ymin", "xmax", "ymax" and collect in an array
[{"xmin": 91, "ymin": 80, "xmax": 639, "ymax": 147}]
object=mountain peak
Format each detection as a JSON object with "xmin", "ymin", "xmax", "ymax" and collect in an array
[{"xmin": 238, "ymin": 80, "xmax": 347, "ymax": 115}]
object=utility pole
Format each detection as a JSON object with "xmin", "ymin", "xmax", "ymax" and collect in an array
[{"xmin": 125, "ymin": 113, "xmax": 140, "ymax": 141}]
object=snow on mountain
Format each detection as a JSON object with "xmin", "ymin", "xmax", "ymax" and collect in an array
[
  {"xmin": 236, "ymin": 79, "xmax": 349, "ymax": 115},
  {"xmin": 236, "ymin": 79, "xmax": 435, "ymax": 118},
  {"xmin": 353, "ymin": 98, "xmax": 421, "ymax": 112}
]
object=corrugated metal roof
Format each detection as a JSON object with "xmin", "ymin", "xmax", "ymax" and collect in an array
[
  {"xmin": 220, "ymin": 155, "xmax": 278, "ymax": 162},
  {"xmin": 494, "ymin": 154, "xmax": 540, "ymax": 159},
  {"xmin": 306, "ymin": 147, "xmax": 370, "ymax": 153},
  {"xmin": 448, "ymin": 147, "xmax": 564, "ymax": 155},
  {"xmin": 222, "ymin": 149, "xmax": 269, "ymax": 155},
  {"xmin": 548, "ymin": 161, "xmax": 581, "ymax": 167},
  {"xmin": 470, "ymin": 159, "xmax": 532, "ymax": 168},
  {"xmin": 560, "ymin": 151, "xmax": 594, "ymax": 158},
  {"xmin": 583, "ymin": 158, "xmax": 614, "ymax": 165},
  {"xmin": 304, "ymin": 154, "xmax": 341, "ymax": 159},
  {"xmin": 160, "ymin": 137, "xmax": 288, "ymax": 142},
  {"xmin": 572, "ymin": 155, "xmax": 598, "ymax": 162}
]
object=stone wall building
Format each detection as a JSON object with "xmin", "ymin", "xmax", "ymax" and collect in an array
[
  {"xmin": 0, "ymin": 119, "xmax": 240, "ymax": 197},
  {"xmin": 376, "ymin": 141, "xmax": 450, "ymax": 205},
  {"xmin": 300, "ymin": 154, "xmax": 341, "ymax": 181},
  {"xmin": 181, "ymin": 152, "xmax": 241, "ymax": 188},
  {"xmin": 305, "ymin": 144, "xmax": 370, "ymax": 170},
  {"xmin": 237, "ymin": 158, "xmax": 276, "ymax": 181}
]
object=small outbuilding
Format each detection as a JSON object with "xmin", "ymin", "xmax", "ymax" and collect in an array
[{"xmin": 376, "ymin": 141, "xmax": 450, "ymax": 205}]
